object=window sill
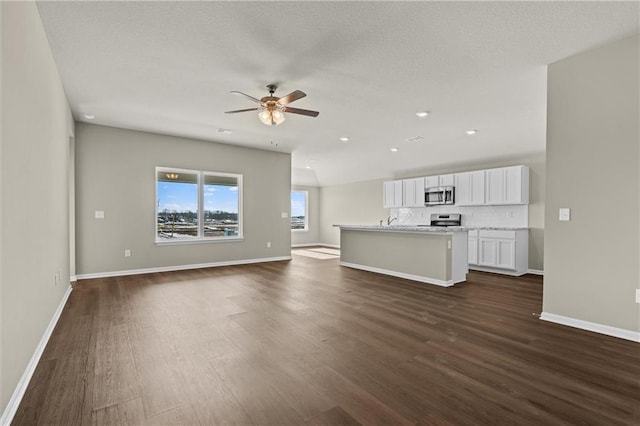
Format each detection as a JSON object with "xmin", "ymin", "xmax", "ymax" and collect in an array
[{"xmin": 155, "ymin": 237, "xmax": 244, "ymax": 246}]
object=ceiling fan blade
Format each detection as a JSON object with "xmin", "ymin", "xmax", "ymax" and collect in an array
[
  {"xmin": 283, "ymin": 107, "xmax": 319, "ymax": 117},
  {"xmin": 230, "ymin": 91, "xmax": 262, "ymax": 104},
  {"xmin": 225, "ymin": 108, "xmax": 259, "ymax": 114},
  {"xmin": 277, "ymin": 90, "xmax": 306, "ymax": 106}
]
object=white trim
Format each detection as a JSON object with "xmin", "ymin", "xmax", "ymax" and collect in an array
[
  {"xmin": 1, "ymin": 285, "xmax": 73, "ymax": 426},
  {"xmin": 527, "ymin": 269, "xmax": 544, "ymax": 275},
  {"xmin": 339, "ymin": 261, "xmax": 456, "ymax": 287},
  {"xmin": 75, "ymin": 256, "xmax": 292, "ymax": 280},
  {"xmin": 291, "ymin": 243, "xmax": 340, "ymax": 249},
  {"xmin": 469, "ymin": 265, "xmax": 527, "ymax": 276},
  {"xmin": 70, "ymin": 275, "xmax": 77, "ymax": 282},
  {"xmin": 540, "ymin": 312, "xmax": 640, "ymax": 343}
]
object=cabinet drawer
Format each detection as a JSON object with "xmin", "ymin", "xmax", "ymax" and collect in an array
[{"xmin": 479, "ymin": 230, "xmax": 516, "ymax": 239}]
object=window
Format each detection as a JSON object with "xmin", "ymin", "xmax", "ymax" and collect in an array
[
  {"xmin": 291, "ymin": 190, "xmax": 308, "ymax": 231},
  {"xmin": 156, "ymin": 167, "xmax": 242, "ymax": 243}
]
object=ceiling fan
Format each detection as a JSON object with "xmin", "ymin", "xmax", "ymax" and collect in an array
[{"xmin": 225, "ymin": 84, "xmax": 319, "ymax": 126}]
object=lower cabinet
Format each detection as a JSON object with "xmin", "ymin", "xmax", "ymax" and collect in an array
[{"xmin": 468, "ymin": 229, "xmax": 528, "ymax": 276}]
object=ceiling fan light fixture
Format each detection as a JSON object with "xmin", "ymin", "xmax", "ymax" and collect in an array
[{"xmin": 258, "ymin": 107, "xmax": 286, "ymax": 126}]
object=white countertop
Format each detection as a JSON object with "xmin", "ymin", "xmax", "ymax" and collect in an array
[
  {"xmin": 334, "ymin": 225, "xmax": 528, "ymax": 232},
  {"xmin": 334, "ymin": 224, "xmax": 467, "ymax": 233}
]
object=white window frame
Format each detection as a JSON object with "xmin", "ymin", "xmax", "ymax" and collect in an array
[
  {"xmin": 155, "ymin": 166, "xmax": 243, "ymax": 245},
  {"xmin": 291, "ymin": 190, "xmax": 309, "ymax": 232}
]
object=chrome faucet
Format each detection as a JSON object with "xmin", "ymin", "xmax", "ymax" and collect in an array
[{"xmin": 387, "ymin": 216, "xmax": 397, "ymax": 225}]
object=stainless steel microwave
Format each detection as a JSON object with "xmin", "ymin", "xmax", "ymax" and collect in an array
[{"xmin": 425, "ymin": 186, "xmax": 455, "ymax": 205}]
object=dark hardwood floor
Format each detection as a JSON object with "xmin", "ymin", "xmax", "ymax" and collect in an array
[{"xmin": 13, "ymin": 252, "xmax": 640, "ymax": 425}]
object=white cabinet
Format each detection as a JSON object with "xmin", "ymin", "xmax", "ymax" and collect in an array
[
  {"xmin": 424, "ymin": 175, "xmax": 439, "ymax": 188},
  {"xmin": 479, "ymin": 237, "xmax": 515, "ymax": 270},
  {"xmin": 470, "ymin": 229, "xmax": 528, "ymax": 276},
  {"xmin": 439, "ymin": 173, "xmax": 455, "ymax": 187},
  {"xmin": 425, "ymin": 174, "xmax": 454, "ymax": 188},
  {"xmin": 454, "ymin": 171, "xmax": 485, "ymax": 206},
  {"xmin": 402, "ymin": 177, "xmax": 426, "ymax": 207},
  {"xmin": 383, "ymin": 180, "xmax": 404, "ymax": 208},
  {"xmin": 485, "ymin": 166, "xmax": 529, "ymax": 205},
  {"xmin": 468, "ymin": 229, "xmax": 478, "ymax": 265}
]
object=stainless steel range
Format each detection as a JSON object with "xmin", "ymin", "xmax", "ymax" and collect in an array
[{"xmin": 429, "ymin": 213, "xmax": 462, "ymax": 227}]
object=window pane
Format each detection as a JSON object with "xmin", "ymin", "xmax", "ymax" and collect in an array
[
  {"xmin": 291, "ymin": 191, "xmax": 307, "ymax": 230},
  {"xmin": 204, "ymin": 175, "xmax": 239, "ymax": 238},
  {"xmin": 157, "ymin": 171, "xmax": 199, "ymax": 240}
]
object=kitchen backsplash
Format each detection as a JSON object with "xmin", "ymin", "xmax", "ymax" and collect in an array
[{"xmin": 390, "ymin": 204, "xmax": 528, "ymax": 228}]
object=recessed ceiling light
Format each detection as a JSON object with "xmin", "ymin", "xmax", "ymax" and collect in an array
[
  {"xmin": 83, "ymin": 113, "xmax": 95, "ymax": 120},
  {"xmin": 390, "ymin": 147, "xmax": 399, "ymax": 152},
  {"xmin": 339, "ymin": 136, "xmax": 350, "ymax": 142},
  {"xmin": 217, "ymin": 128, "xmax": 232, "ymax": 134},
  {"xmin": 416, "ymin": 111, "xmax": 429, "ymax": 118},
  {"xmin": 465, "ymin": 129, "xmax": 478, "ymax": 135}
]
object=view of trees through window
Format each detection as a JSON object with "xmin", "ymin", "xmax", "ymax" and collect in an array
[
  {"xmin": 156, "ymin": 168, "xmax": 241, "ymax": 241},
  {"xmin": 291, "ymin": 191, "xmax": 308, "ymax": 230}
]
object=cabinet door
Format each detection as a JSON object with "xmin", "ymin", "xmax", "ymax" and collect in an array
[
  {"xmin": 383, "ymin": 181, "xmax": 395, "ymax": 208},
  {"xmin": 496, "ymin": 239, "xmax": 516, "ymax": 269},
  {"xmin": 402, "ymin": 179, "xmax": 416, "ymax": 207},
  {"xmin": 485, "ymin": 168, "xmax": 504, "ymax": 205},
  {"xmin": 393, "ymin": 180, "xmax": 403, "ymax": 207},
  {"xmin": 478, "ymin": 238, "xmax": 497, "ymax": 267},
  {"xmin": 455, "ymin": 171, "xmax": 485, "ymax": 206},
  {"xmin": 439, "ymin": 174, "xmax": 455, "ymax": 187},
  {"xmin": 425, "ymin": 175, "xmax": 439, "ymax": 188},
  {"xmin": 402, "ymin": 177, "xmax": 425, "ymax": 207},
  {"xmin": 468, "ymin": 236, "xmax": 478, "ymax": 265},
  {"xmin": 504, "ymin": 165, "xmax": 527, "ymax": 204},
  {"xmin": 469, "ymin": 170, "xmax": 485, "ymax": 205},
  {"xmin": 413, "ymin": 177, "xmax": 425, "ymax": 206},
  {"xmin": 454, "ymin": 172, "xmax": 471, "ymax": 205}
]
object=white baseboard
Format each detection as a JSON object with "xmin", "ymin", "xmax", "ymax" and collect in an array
[
  {"xmin": 0, "ymin": 285, "xmax": 73, "ymax": 426},
  {"xmin": 540, "ymin": 312, "xmax": 640, "ymax": 343},
  {"xmin": 340, "ymin": 261, "xmax": 455, "ymax": 287},
  {"xmin": 75, "ymin": 256, "xmax": 292, "ymax": 280},
  {"xmin": 527, "ymin": 269, "xmax": 544, "ymax": 275},
  {"xmin": 70, "ymin": 275, "xmax": 77, "ymax": 282},
  {"xmin": 292, "ymin": 243, "xmax": 340, "ymax": 249}
]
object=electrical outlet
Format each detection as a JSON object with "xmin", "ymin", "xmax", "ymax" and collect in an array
[
  {"xmin": 281, "ymin": 212, "xmax": 288, "ymax": 218},
  {"xmin": 124, "ymin": 249, "xmax": 131, "ymax": 257},
  {"xmin": 267, "ymin": 242, "xmax": 271, "ymax": 248},
  {"xmin": 95, "ymin": 210, "xmax": 105, "ymax": 219},
  {"xmin": 636, "ymin": 289, "xmax": 640, "ymax": 304},
  {"xmin": 559, "ymin": 208, "xmax": 571, "ymax": 221}
]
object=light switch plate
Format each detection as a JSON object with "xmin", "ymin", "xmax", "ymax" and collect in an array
[
  {"xmin": 559, "ymin": 208, "xmax": 570, "ymax": 221},
  {"xmin": 95, "ymin": 210, "xmax": 105, "ymax": 219},
  {"xmin": 281, "ymin": 212, "xmax": 288, "ymax": 218}
]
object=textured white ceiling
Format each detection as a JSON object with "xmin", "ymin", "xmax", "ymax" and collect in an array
[{"xmin": 36, "ymin": 1, "xmax": 639, "ymax": 186}]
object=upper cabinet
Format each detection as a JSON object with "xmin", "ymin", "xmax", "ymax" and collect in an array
[
  {"xmin": 485, "ymin": 165, "xmax": 529, "ymax": 205},
  {"xmin": 383, "ymin": 180, "xmax": 404, "ymax": 208},
  {"xmin": 402, "ymin": 177, "xmax": 426, "ymax": 207},
  {"xmin": 425, "ymin": 174, "xmax": 454, "ymax": 188},
  {"xmin": 384, "ymin": 165, "xmax": 529, "ymax": 208},
  {"xmin": 454, "ymin": 170, "xmax": 485, "ymax": 206}
]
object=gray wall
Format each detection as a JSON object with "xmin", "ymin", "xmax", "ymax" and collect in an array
[
  {"xmin": 291, "ymin": 185, "xmax": 320, "ymax": 246},
  {"xmin": 319, "ymin": 155, "xmax": 545, "ymax": 271},
  {"xmin": 544, "ymin": 35, "xmax": 639, "ymax": 332},
  {"xmin": 1, "ymin": 0, "xmax": 74, "ymax": 410},
  {"xmin": 75, "ymin": 123, "xmax": 291, "ymax": 276},
  {"xmin": 319, "ymin": 179, "xmax": 389, "ymax": 246}
]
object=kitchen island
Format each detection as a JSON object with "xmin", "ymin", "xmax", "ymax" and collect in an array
[{"xmin": 335, "ymin": 225, "xmax": 468, "ymax": 286}]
